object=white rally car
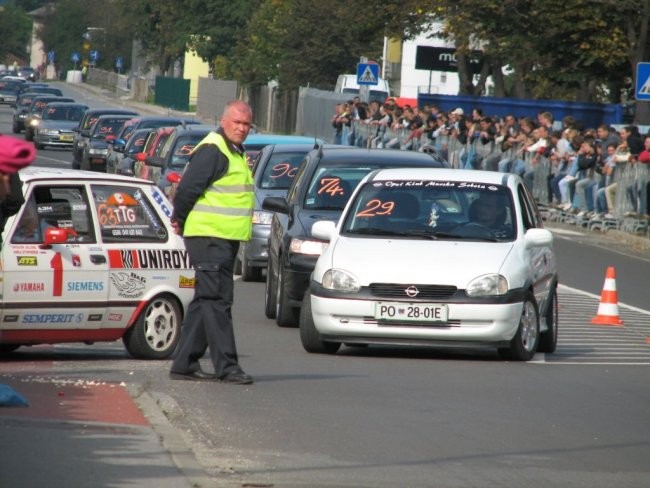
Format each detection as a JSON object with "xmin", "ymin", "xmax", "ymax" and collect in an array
[{"xmin": 0, "ymin": 168, "xmax": 194, "ymax": 359}]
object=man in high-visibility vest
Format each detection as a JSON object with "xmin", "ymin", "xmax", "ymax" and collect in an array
[{"xmin": 170, "ymin": 100, "xmax": 254, "ymax": 384}]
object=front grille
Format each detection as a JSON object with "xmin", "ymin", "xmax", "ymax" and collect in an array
[{"xmin": 369, "ymin": 283, "xmax": 457, "ymax": 300}]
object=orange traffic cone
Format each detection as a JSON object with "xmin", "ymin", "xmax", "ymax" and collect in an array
[{"xmin": 591, "ymin": 266, "xmax": 623, "ymax": 326}]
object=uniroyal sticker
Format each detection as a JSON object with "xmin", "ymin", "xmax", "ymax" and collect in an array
[{"xmin": 108, "ymin": 249, "xmax": 190, "ymax": 269}]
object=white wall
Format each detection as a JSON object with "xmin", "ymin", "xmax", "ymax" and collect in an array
[{"xmin": 399, "ymin": 29, "xmax": 460, "ymax": 98}]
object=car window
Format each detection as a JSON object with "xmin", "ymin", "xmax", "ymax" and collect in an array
[
  {"xmin": 259, "ymin": 152, "xmax": 304, "ymax": 189},
  {"xmin": 342, "ymin": 180, "xmax": 515, "ymax": 241},
  {"xmin": 11, "ymin": 185, "xmax": 95, "ymax": 244},
  {"xmin": 92, "ymin": 184, "xmax": 168, "ymax": 243},
  {"xmin": 517, "ymin": 184, "xmax": 540, "ymax": 230},
  {"xmin": 91, "ymin": 118, "xmax": 127, "ymax": 139},
  {"xmin": 166, "ymin": 135, "xmax": 205, "ymax": 167},
  {"xmin": 126, "ymin": 131, "xmax": 149, "ymax": 154},
  {"xmin": 303, "ymin": 165, "xmax": 372, "ymax": 210}
]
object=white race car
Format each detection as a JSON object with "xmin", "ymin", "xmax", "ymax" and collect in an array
[
  {"xmin": 302, "ymin": 168, "xmax": 558, "ymax": 361},
  {"xmin": 0, "ymin": 168, "xmax": 194, "ymax": 359}
]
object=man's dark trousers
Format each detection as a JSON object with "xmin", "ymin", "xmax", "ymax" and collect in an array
[{"xmin": 171, "ymin": 236, "xmax": 241, "ymax": 377}]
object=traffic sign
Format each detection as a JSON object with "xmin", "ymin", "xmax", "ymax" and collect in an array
[
  {"xmin": 90, "ymin": 50, "xmax": 99, "ymax": 63},
  {"xmin": 47, "ymin": 50, "xmax": 56, "ymax": 63},
  {"xmin": 636, "ymin": 62, "xmax": 650, "ymax": 101},
  {"xmin": 357, "ymin": 62, "xmax": 379, "ymax": 86},
  {"xmin": 115, "ymin": 57, "xmax": 123, "ymax": 70},
  {"xmin": 71, "ymin": 52, "xmax": 80, "ymax": 63}
]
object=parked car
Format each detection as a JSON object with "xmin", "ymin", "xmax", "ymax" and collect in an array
[
  {"xmin": 17, "ymin": 66, "xmax": 39, "ymax": 82},
  {"xmin": 106, "ymin": 128, "xmax": 156, "ymax": 175},
  {"xmin": 0, "ymin": 79, "xmax": 23, "ymax": 105},
  {"xmin": 80, "ymin": 114, "xmax": 134, "ymax": 172},
  {"xmin": 114, "ymin": 115, "xmax": 200, "ymax": 144},
  {"xmin": 135, "ymin": 124, "xmax": 217, "ymax": 197},
  {"xmin": 33, "ymin": 102, "xmax": 89, "ymax": 150},
  {"xmin": 301, "ymin": 168, "xmax": 558, "ymax": 361},
  {"xmin": 0, "ymin": 167, "xmax": 194, "ymax": 359},
  {"xmin": 17, "ymin": 85, "xmax": 62, "ymax": 99},
  {"xmin": 132, "ymin": 126, "xmax": 177, "ymax": 181},
  {"xmin": 243, "ymin": 133, "xmax": 321, "ymax": 167},
  {"xmin": 12, "ymin": 92, "xmax": 65, "ymax": 133},
  {"xmin": 24, "ymin": 95, "xmax": 75, "ymax": 141},
  {"xmin": 235, "ymin": 142, "xmax": 332, "ymax": 281},
  {"xmin": 72, "ymin": 108, "xmax": 139, "ymax": 169},
  {"xmin": 262, "ymin": 146, "xmax": 449, "ymax": 327}
]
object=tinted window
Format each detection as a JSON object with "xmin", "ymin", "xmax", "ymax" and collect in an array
[
  {"xmin": 342, "ymin": 180, "xmax": 515, "ymax": 241},
  {"xmin": 91, "ymin": 118, "xmax": 128, "ymax": 139},
  {"xmin": 259, "ymin": 152, "xmax": 304, "ymax": 189},
  {"xmin": 11, "ymin": 185, "xmax": 95, "ymax": 244},
  {"xmin": 92, "ymin": 184, "xmax": 168, "ymax": 243}
]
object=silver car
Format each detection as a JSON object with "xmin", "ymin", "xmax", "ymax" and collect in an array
[{"xmin": 34, "ymin": 102, "xmax": 89, "ymax": 150}]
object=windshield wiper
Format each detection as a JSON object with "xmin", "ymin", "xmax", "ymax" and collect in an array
[{"xmin": 346, "ymin": 227, "xmax": 410, "ymax": 236}]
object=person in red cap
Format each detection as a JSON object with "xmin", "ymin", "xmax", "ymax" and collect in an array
[{"xmin": 0, "ymin": 135, "xmax": 36, "ymax": 245}]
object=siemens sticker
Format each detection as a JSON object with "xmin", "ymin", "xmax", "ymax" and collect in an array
[
  {"xmin": 23, "ymin": 313, "xmax": 84, "ymax": 324},
  {"xmin": 67, "ymin": 281, "xmax": 105, "ymax": 292}
]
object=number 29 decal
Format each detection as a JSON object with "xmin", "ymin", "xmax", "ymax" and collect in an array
[{"xmin": 355, "ymin": 199, "xmax": 395, "ymax": 217}]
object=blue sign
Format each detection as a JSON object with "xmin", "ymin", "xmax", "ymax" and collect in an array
[
  {"xmin": 71, "ymin": 52, "xmax": 80, "ymax": 63},
  {"xmin": 47, "ymin": 50, "xmax": 56, "ymax": 63},
  {"xmin": 115, "ymin": 56, "xmax": 123, "ymax": 69},
  {"xmin": 90, "ymin": 50, "xmax": 99, "ymax": 62},
  {"xmin": 636, "ymin": 62, "xmax": 650, "ymax": 101},
  {"xmin": 357, "ymin": 62, "xmax": 379, "ymax": 86}
]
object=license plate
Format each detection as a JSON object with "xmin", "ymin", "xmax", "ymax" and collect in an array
[
  {"xmin": 375, "ymin": 302, "xmax": 448, "ymax": 322},
  {"xmin": 60, "ymin": 134, "xmax": 73, "ymax": 141}
]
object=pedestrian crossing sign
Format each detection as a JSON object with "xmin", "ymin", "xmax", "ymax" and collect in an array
[
  {"xmin": 357, "ymin": 63, "xmax": 379, "ymax": 86},
  {"xmin": 635, "ymin": 62, "xmax": 650, "ymax": 100}
]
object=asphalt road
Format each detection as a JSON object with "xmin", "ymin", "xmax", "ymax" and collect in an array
[{"xmin": 1, "ymin": 85, "xmax": 649, "ymax": 488}]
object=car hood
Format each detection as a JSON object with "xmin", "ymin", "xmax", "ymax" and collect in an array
[
  {"xmin": 39, "ymin": 120, "xmax": 79, "ymax": 131},
  {"xmin": 326, "ymin": 237, "xmax": 515, "ymax": 287}
]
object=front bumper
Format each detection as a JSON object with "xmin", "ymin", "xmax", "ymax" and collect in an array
[
  {"xmin": 35, "ymin": 132, "xmax": 75, "ymax": 147},
  {"xmin": 310, "ymin": 291, "xmax": 523, "ymax": 348}
]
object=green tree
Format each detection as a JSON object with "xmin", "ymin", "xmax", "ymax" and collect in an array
[{"xmin": 0, "ymin": 5, "xmax": 32, "ymax": 63}]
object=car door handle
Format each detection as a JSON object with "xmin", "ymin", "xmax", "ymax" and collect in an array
[{"xmin": 89, "ymin": 254, "xmax": 107, "ymax": 264}]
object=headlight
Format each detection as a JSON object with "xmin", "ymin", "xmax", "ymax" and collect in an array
[
  {"xmin": 88, "ymin": 148, "xmax": 109, "ymax": 155},
  {"xmin": 252, "ymin": 210, "xmax": 273, "ymax": 225},
  {"xmin": 29, "ymin": 119, "xmax": 40, "ymax": 127},
  {"xmin": 322, "ymin": 269, "xmax": 360, "ymax": 292},
  {"xmin": 18, "ymin": 113, "xmax": 27, "ymax": 119},
  {"xmin": 289, "ymin": 237, "xmax": 328, "ymax": 255},
  {"xmin": 40, "ymin": 129, "xmax": 59, "ymax": 135},
  {"xmin": 466, "ymin": 274, "xmax": 508, "ymax": 297}
]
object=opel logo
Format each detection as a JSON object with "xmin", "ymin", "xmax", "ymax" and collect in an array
[{"xmin": 405, "ymin": 286, "xmax": 419, "ymax": 297}]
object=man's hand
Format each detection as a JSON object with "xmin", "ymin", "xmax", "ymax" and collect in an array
[{"xmin": 170, "ymin": 219, "xmax": 182, "ymax": 235}]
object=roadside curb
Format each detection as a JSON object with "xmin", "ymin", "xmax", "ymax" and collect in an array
[{"xmin": 127, "ymin": 384, "xmax": 219, "ymax": 488}]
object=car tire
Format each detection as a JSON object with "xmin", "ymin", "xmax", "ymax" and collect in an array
[
  {"xmin": 239, "ymin": 244, "xmax": 262, "ymax": 282},
  {"xmin": 122, "ymin": 294, "xmax": 182, "ymax": 359},
  {"xmin": 538, "ymin": 288, "xmax": 558, "ymax": 353},
  {"xmin": 275, "ymin": 263, "xmax": 298, "ymax": 327},
  {"xmin": 498, "ymin": 292, "xmax": 539, "ymax": 361},
  {"xmin": 299, "ymin": 290, "xmax": 340, "ymax": 354},
  {"xmin": 264, "ymin": 258, "xmax": 277, "ymax": 319},
  {"xmin": 0, "ymin": 344, "xmax": 21, "ymax": 354}
]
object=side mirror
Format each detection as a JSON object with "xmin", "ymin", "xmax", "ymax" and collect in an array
[
  {"xmin": 311, "ymin": 220, "xmax": 336, "ymax": 241},
  {"xmin": 524, "ymin": 228, "xmax": 553, "ymax": 248},
  {"xmin": 144, "ymin": 155, "xmax": 164, "ymax": 168},
  {"xmin": 135, "ymin": 152, "xmax": 146, "ymax": 162},
  {"xmin": 262, "ymin": 196, "xmax": 290, "ymax": 215},
  {"xmin": 42, "ymin": 226, "xmax": 77, "ymax": 245},
  {"xmin": 167, "ymin": 171, "xmax": 182, "ymax": 184}
]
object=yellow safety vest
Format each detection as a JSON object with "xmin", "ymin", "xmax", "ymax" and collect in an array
[{"xmin": 183, "ymin": 132, "xmax": 254, "ymax": 241}]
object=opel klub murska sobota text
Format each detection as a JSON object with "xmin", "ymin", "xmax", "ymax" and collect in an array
[{"xmin": 0, "ymin": 168, "xmax": 195, "ymax": 359}]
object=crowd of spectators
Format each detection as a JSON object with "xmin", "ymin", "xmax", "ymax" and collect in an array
[{"xmin": 330, "ymin": 99, "xmax": 650, "ymax": 225}]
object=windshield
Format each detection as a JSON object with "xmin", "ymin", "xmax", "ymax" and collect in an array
[
  {"xmin": 92, "ymin": 118, "xmax": 127, "ymax": 139},
  {"xmin": 341, "ymin": 180, "xmax": 516, "ymax": 241},
  {"xmin": 165, "ymin": 134, "xmax": 206, "ymax": 168},
  {"xmin": 43, "ymin": 106, "xmax": 85, "ymax": 122},
  {"xmin": 304, "ymin": 165, "xmax": 380, "ymax": 210},
  {"xmin": 260, "ymin": 152, "xmax": 304, "ymax": 190}
]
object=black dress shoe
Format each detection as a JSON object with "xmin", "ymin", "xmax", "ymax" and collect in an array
[
  {"xmin": 218, "ymin": 371, "xmax": 254, "ymax": 385},
  {"xmin": 169, "ymin": 370, "xmax": 218, "ymax": 381}
]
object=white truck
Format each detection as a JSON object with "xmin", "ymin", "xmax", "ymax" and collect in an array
[{"xmin": 335, "ymin": 74, "xmax": 391, "ymax": 103}]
